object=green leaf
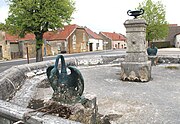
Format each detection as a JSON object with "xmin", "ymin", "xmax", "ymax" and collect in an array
[
  {"xmin": 137, "ymin": 0, "xmax": 168, "ymax": 43},
  {"xmin": 4, "ymin": 0, "xmax": 75, "ymax": 61}
]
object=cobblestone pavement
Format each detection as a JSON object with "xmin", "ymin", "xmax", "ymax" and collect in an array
[{"xmin": 80, "ymin": 64, "xmax": 180, "ymax": 124}]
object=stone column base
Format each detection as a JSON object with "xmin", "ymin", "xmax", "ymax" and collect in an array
[{"xmin": 120, "ymin": 61, "xmax": 151, "ymax": 82}]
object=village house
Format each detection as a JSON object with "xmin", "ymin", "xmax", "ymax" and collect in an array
[
  {"xmin": 151, "ymin": 24, "xmax": 180, "ymax": 48},
  {"xmin": 45, "ymin": 24, "xmax": 89, "ymax": 54},
  {"xmin": 166, "ymin": 24, "xmax": 180, "ymax": 48},
  {"xmin": 0, "ymin": 31, "xmax": 10, "ymax": 60},
  {"xmin": 175, "ymin": 33, "xmax": 180, "ymax": 48},
  {"xmin": 0, "ymin": 32, "xmax": 51, "ymax": 60},
  {"xmin": 0, "ymin": 24, "xmax": 90, "ymax": 60},
  {"xmin": 99, "ymin": 32, "xmax": 126, "ymax": 50},
  {"xmin": 85, "ymin": 27, "xmax": 103, "ymax": 51}
]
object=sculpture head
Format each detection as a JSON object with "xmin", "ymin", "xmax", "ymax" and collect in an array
[{"xmin": 49, "ymin": 68, "xmax": 58, "ymax": 79}]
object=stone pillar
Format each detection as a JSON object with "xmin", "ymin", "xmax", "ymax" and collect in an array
[{"xmin": 120, "ymin": 19, "xmax": 151, "ymax": 82}]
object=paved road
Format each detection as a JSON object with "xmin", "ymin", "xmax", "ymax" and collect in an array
[
  {"xmin": 1, "ymin": 48, "xmax": 180, "ymax": 72},
  {"xmin": 0, "ymin": 49, "xmax": 126, "ymax": 72}
]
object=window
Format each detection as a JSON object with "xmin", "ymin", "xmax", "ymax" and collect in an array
[
  {"xmin": 72, "ymin": 35, "xmax": 76, "ymax": 49},
  {"xmin": 83, "ymin": 33, "xmax": 86, "ymax": 41},
  {"xmin": 81, "ymin": 42, "xmax": 86, "ymax": 50},
  {"xmin": 96, "ymin": 43, "xmax": 99, "ymax": 50}
]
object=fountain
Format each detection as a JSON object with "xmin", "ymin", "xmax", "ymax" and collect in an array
[{"xmin": 120, "ymin": 9, "xmax": 152, "ymax": 82}]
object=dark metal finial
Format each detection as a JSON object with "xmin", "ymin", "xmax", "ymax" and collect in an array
[{"xmin": 127, "ymin": 8, "xmax": 144, "ymax": 19}]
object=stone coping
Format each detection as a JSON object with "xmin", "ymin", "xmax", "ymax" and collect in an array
[{"xmin": 0, "ymin": 99, "xmax": 80, "ymax": 124}]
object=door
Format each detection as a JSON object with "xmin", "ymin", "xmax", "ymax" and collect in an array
[
  {"xmin": 89, "ymin": 43, "xmax": 93, "ymax": 51},
  {"xmin": 0, "ymin": 46, "xmax": 2, "ymax": 60}
]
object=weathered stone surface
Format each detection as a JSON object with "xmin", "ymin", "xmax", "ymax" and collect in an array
[
  {"xmin": 10, "ymin": 75, "xmax": 47, "ymax": 107},
  {"xmin": 120, "ymin": 61, "xmax": 151, "ymax": 82},
  {"xmin": 0, "ymin": 99, "xmax": 80, "ymax": 124},
  {"xmin": 121, "ymin": 18, "xmax": 151, "ymax": 82},
  {"xmin": 125, "ymin": 52, "xmax": 148, "ymax": 62},
  {"xmin": 124, "ymin": 19, "xmax": 147, "ymax": 53},
  {"xmin": 26, "ymin": 72, "xmax": 36, "ymax": 78},
  {"xmin": 69, "ymin": 96, "xmax": 98, "ymax": 124}
]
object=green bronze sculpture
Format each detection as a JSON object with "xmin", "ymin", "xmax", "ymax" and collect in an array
[
  {"xmin": 147, "ymin": 43, "xmax": 158, "ymax": 56},
  {"xmin": 46, "ymin": 55, "xmax": 84, "ymax": 103}
]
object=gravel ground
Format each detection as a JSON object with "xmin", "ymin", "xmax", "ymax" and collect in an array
[
  {"xmin": 81, "ymin": 64, "xmax": 180, "ymax": 124},
  {"xmin": 34, "ymin": 64, "xmax": 180, "ymax": 124}
]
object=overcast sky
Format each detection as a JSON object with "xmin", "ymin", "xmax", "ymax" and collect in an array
[{"xmin": 1, "ymin": 0, "xmax": 180, "ymax": 34}]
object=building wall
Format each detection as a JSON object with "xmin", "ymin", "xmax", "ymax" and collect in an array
[
  {"xmin": 21, "ymin": 40, "xmax": 52, "ymax": 59},
  {"xmin": 88, "ymin": 39, "xmax": 103, "ymax": 51},
  {"xmin": 22, "ymin": 41, "xmax": 36, "ymax": 58},
  {"xmin": 48, "ymin": 40, "xmax": 65, "ymax": 55},
  {"xmin": 10, "ymin": 43, "xmax": 23, "ymax": 59},
  {"xmin": 43, "ymin": 43, "xmax": 52, "ymax": 56},
  {"xmin": 175, "ymin": 34, "xmax": 180, "ymax": 48},
  {"xmin": 0, "ymin": 31, "xmax": 11, "ymax": 60},
  {"xmin": 68, "ymin": 28, "xmax": 89, "ymax": 54},
  {"xmin": 10, "ymin": 43, "xmax": 19, "ymax": 52},
  {"xmin": 99, "ymin": 33, "xmax": 112, "ymax": 50},
  {"xmin": 0, "ymin": 31, "xmax": 3, "ymax": 60},
  {"xmin": 112, "ymin": 40, "xmax": 127, "ymax": 49}
]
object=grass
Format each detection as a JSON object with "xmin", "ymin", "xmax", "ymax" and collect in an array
[{"xmin": 165, "ymin": 65, "xmax": 179, "ymax": 70}]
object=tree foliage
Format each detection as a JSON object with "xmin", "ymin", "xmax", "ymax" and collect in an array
[
  {"xmin": 137, "ymin": 0, "xmax": 168, "ymax": 43},
  {"xmin": 5, "ymin": 0, "xmax": 75, "ymax": 61},
  {"xmin": 0, "ymin": 23, "xmax": 4, "ymax": 30}
]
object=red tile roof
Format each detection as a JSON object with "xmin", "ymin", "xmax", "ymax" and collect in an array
[
  {"xmin": 5, "ymin": 33, "xmax": 35, "ymax": 42},
  {"xmin": 44, "ymin": 24, "xmax": 79, "ymax": 41},
  {"xmin": 169, "ymin": 24, "xmax": 178, "ymax": 27},
  {"xmin": 5, "ymin": 24, "xmax": 79, "ymax": 42},
  {"xmin": 5, "ymin": 34, "xmax": 19, "ymax": 42},
  {"xmin": 100, "ymin": 32, "xmax": 126, "ymax": 41},
  {"xmin": 85, "ymin": 28, "xmax": 102, "ymax": 40}
]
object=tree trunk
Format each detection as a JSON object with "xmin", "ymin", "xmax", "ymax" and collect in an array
[
  {"xmin": 35, "ymin": 32, "xmax": 43, "ymax": 62},
  {"xmin": 148, "ymin": 40, "xmax": 150, "ymax": 47}
]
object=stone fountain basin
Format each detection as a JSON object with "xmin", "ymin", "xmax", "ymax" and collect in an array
[
  {"xmin": 0, "ymin": 55, "xmax": 123, "ymax": 123},
  {"xmin": 0, "ymin": 55, "xmax": 180, "ymax": 123},
  {"xmin": 8, "ymin": 64, "xmax": 180, "ymax": 123}
]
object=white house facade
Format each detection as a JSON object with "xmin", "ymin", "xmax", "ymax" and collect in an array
[
  {"xmin": 175, "ymin": 34, "xmax": 180, "ymax": 48},
  {"xmin": 88, "ymin": 38, "xmax": 103, "ymax": 51},
  {"xmin": 112, "ymin": 40, "xmax": 127, "ymax": 49},
  {"xmin": 85, "ymin": 28, "xmax": 103, "ymax": 51}
]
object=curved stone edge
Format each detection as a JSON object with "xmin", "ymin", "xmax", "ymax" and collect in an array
[
  {"xmin": 0, "ymin": 54, "xmax": 179, "ymax": 100},
  {"xmin": 0, "ymin": 55, "xmax": 124, "ymax": 123},
  {"xmin": 0, "ymin": 55, "xmax": 124, "ymax": 100},
  {"xmin": 0, "ymin": 99, "xmax": 81, "ymax": 124},
  {"xmin": 0, "ymin": 60, "xmax": 54, "ymax": 100}
]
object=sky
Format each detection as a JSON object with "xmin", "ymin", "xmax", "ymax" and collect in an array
[{"xmin": 0, "ymin": 0, "xmax": 180, "ymax": 34}]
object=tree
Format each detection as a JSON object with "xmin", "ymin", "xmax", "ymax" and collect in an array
[
  {"xmin": 0, "ymin": 23, "xmax": 4, "ymax": 30},
  {"xmin": 5, "ymin": 0, "xmax": 75, "ymax": 62},
  {"xmin": 137, "ymin": 0, "xmax": 168, "ymax": 45}
]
